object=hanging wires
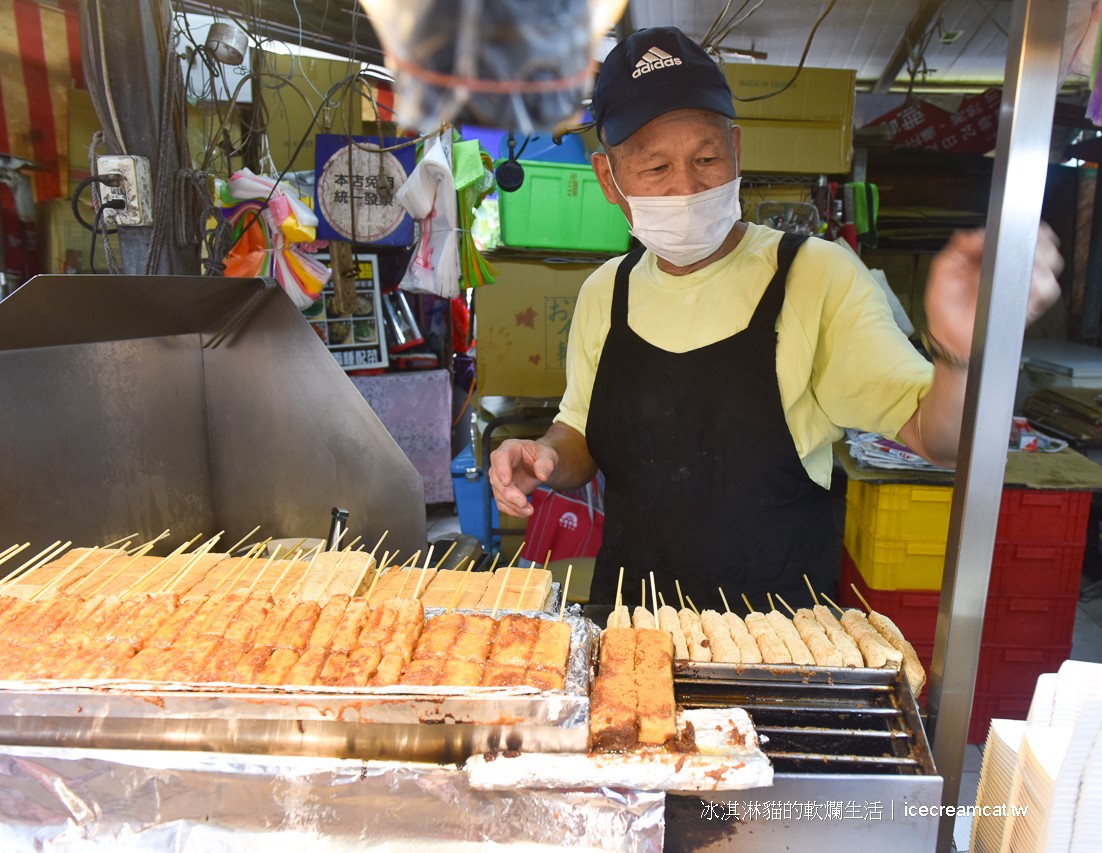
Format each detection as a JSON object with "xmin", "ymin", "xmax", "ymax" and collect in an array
[{"xmin": 726, "ymin": 0, "xmax": 840, "ymax": 103}]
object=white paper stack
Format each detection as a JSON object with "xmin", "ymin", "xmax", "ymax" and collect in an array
[
  {"xmin": 1051, "ymin": 660, "xmax": 1102, "ymax": 727},
  {"xmin": 1052, "ymin": 699, "xmax": 1102, "ymax": 853},
  {"xmin": 970, "ymin": 718, "xmax": 1026, "ymax": 853},
  {"xmin": 1027, "ymin": 672, "xmax": 1057, "ymax": 725},
  {"xmin": 1005, "ymin": 726, "xmax": 1072, "ymax": 852}
]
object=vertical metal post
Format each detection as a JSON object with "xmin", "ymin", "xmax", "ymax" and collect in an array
[{"xmin": 927, "ymin": 0, "xmax": 1065, "ymax": 849}]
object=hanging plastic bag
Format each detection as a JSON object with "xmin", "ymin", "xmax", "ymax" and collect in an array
[{"xmin": 520, "ymin": 479, "xmax": 604, "ymax": 563}]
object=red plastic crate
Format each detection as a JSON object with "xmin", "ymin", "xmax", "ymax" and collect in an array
[
  {"xmin": 996, "ymin": 489, "xmax": 1091, "ymax": 544},
  {"xmin": 990, "ymin": 540, "xmax": 1085, "ymax": 597},
  {"xmin": 981, "ymin": 593, "xmax": 1078, "ymax": 647},
  {"xmin": 974, "ymin": 643, "xmax": 1070, "ymax": 696},
  {"xmin": 969, "ymin": 692, "xmax": 1032, "ymax": 743}
]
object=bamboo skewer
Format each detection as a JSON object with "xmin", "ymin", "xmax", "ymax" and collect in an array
[
  {"xmin": 269, "ymin": 550, "xmax": 303, "ymax": 596},
  {"xmin": 411, "ymin": 556, "xmax": 431, "ymax": 601},
  {"xmin": 615, "ymin": 566, "xmax": 625, "ymax": 613},
  {"xmin": 0, "ymin": 543, "xmax": 32, "ymax": 581},
  {"xmin": 507, "ymin": 540, "xmax": 526, "ymax": 568},
  {"xmin": 330, "ymin": 527, "xmax": 351, "ymax": 551},
  {"xmin": 491, "ymin": 562, "xmax": 513, "ymax": 619},
  {"xmin": 543, "ymin": 549, "xmax": 552, "ymax": 570},
  {"xmin": 559, "ymin": 564, "xmax": 573, "ymax": 621},
  {"xmin": 363, "ymin": 550, "xmax": 391, "ymax": 605},
  {"xmin": 446, "ymin": 557, "xmax": 474, "ymax": 613},
  {"xmin": 321, "ymin": 547, "xmax": 353, "ymax": 597},
  {"xmin": 353, "ymin": 552, "xmax": 376, "ymax": 598},
  {"xmin": 248, "ymin": 545, "xmax": 282, "ymax": 594},
  {"xmin": 16, "ymin": 540, "xmax": 73, "ymax": 589},
  {"xmin": 67, "ymin": 542, "xmax": 132, "ymax": 595},
  {"xmin": 641, "ymin": 579, "xmax": 646, "ymax": 609},
  {"xmin": 658, "ymin": 593, "xmax": 666, "ymax": 608},
  {"xmin": 345, "ymin": 535, "xmax": 362, "ymax": 551},
  {"xmin": 775, "ymin": 594, "xmax": 798, "ymax": 618},
  {"xmin": 398, "ymin": 551, "xmax": 421, "ymax": 572},
  {"xmin": 850, "ymin": 583, "xmax": 874, "ymax": 615},
  {"xmin": 515, "ymin": 555, "xmax": 531, "ymax": 611},
  {"xmin": 291, "ymin": 546, "xmax": 325, "ymax": 598},
  {"xmin": 742, "ymin": 593, "xmax": 755, "ymax": 613},
  {"xmin": 675, "ymin": 579, "xmax": 686, "ymax": 610},
  {"xmin": 0, "ymin": 543, "xmax": 19, "ymax": 564},
  {"xmin": 649, "ymin": 572, "xmax": 659, "ymax": 624},
  {"xmin": 685, "ymin": 594, "xmax": 701, "ymax": 617},
  {"xmin": 718, "ymin": 586, "xmax": 732, "ymax": 614},
  {"xmin": 368, "ymin": 530, "xmax": 389, "ymax": 560},
  {"xmin": 126, "ymin": 534, "xmax": 204, "ymax": 597},
  {"xmin": 205, "ymin": 542, "xmax": 264, "ymax": 601},
  {"xmin": 803, "ymin": 573, "xmax": 819, "ymax": 605},
  {"xmin": 432, "ymin": 540, "xmax": 456, "ymax": 570},
  {"xmin": 2, "ymin": 541, "xmax": 62, "ymax": 589},
  {"xmin": 100, "ymin": 533, "xmax": 139, "ymax": 549},
  {"xmin": 226, "ymin": 526, "xmax": 262, "ymax": 556},
  {"xmin": 820, "ymin": 592, "xmax": 845, "ymax": 617},
  {"xmin": 767, "ymin": 592, "xmax": 776, "ymax": 612},
  {"xmin": 231, "ymin": 545, "xmax": 276, "ymax": 597},
  {"xmin": 127, "ymin": 529, "xmax": 171, "ymax": 556},
  {"xmin": 30, "ymin": 547, "xmax": 100, "ymax": 602},
  {"xmin": 158, "ymin": 532, "xmax": 223, "ymax": 594}
]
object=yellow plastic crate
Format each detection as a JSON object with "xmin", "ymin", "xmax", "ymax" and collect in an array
[
  {"xmin": 843, "ymin": 520, "xmax": 947, "ymax": 590},
  {"xmin": 845, "ymin": 480, "xmax": 953, "ymax": 541}
]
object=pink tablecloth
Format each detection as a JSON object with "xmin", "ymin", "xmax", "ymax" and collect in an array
[{"xmin": 350, "ymin": 370, "xmax": 454, "ymax": 504}]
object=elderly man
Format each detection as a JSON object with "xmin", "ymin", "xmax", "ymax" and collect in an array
[{"xmin": 489, "ymin": 26, "xmax": 1062, "ymax": 608}]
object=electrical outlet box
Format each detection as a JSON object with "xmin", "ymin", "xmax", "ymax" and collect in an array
[{"xmin": 96, "ymin": 155, "xmax": 154, "ymax": 226}]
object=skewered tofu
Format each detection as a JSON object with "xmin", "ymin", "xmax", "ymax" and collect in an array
[
  {"xmin": 700, "ymin": 610, "xmax": 741, "ymax": 663},
  {"xmin": 721, "ymin": 612, "xmax": 763, "ymax": 664},
  {"xmin": 765, "ymin": 610, "xmax": 815, "ymax": 666},
  {"xmin": 812, "ymin": 605, "xmax": 863, "ymax": 667},
  {"xmin": 656, "ymin": 605, "xmax": 690, "ymax": 660},
  {"xmin": 744, "ymin": 612, "xmax": 792, "ymax": 664},
  {"xmin": 631, "ymin": 606, "xmax": 656, "ymax": 630},
  {"xmin": 678, "ymin": 608, "xmax": 712, "ymax": 662},
  {"xmin": 791, "ymin": 609, "xmax": 843, "ymax": 667}
]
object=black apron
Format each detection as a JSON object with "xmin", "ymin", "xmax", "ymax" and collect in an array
[{"xmin": 585, "ymin": 232, "xmax": 836, "ymax": 611}]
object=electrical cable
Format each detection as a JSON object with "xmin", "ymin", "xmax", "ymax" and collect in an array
[
  {"xmin": 730, "ymin": 0, "xmax": 839, "ymax": 103},
  {"xmin": 71, "ymin": 174, "xmax": 122, "ymax": 233}
]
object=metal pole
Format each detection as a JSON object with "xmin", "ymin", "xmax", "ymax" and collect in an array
[{"xmin": 927, "ymin": 0, "xmax": 1065, "ymax": 849}]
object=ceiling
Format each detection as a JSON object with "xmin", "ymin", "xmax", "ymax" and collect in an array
[{"xmin": 191, "ymin": 0, "xmax": 1095, "ymax": 95}]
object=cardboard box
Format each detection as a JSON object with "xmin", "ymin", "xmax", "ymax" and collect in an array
[
  {"xmin": 475, "ymin": 258, "xmax": 599, "ymax": 397},
  {"xmin": 37, "ymin": 197, "xmax": 120, "ymax": 274},
  {"xmin": 724, "ymin": 64, "xmax": 855, "ymax": 175}
]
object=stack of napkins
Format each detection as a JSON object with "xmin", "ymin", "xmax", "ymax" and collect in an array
[
  {"xmin": 973, "ymin": 660, "xmax": 1102, "ymax": 852},
  {"xmin": 970, "ymin": 719, "xmax": 1026, "ymax": 853},
  {"xmin": 1006, "ymin": 727, "xmax": 1072, "ymax": 851}
]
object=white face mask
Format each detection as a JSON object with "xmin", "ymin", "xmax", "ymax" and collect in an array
[{"xmin": 608, "ymin": 168, "xmax": 742, "ymax": 267}]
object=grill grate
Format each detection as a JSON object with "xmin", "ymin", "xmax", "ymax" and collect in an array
[{"xmin": 675, "ymin": 663, "xmax": 935, "ymax": 776}]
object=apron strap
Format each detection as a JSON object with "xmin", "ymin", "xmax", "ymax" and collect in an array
[
  {"xmin": 748, "ymin": 232, "xmax": 810, "ymax": 331},
  {"xmin": 611, "ymin": 246, "xmax": 647, "ymax": 328}
]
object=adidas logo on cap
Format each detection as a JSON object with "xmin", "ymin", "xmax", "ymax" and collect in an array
[{"xmin": 632, "ymin": 46, "xmax": 682, "ymax": 78}]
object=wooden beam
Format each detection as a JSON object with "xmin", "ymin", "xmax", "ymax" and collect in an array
[{"xmin": 872, "ymin": 0, "xmax": 947, "ymax": 95}]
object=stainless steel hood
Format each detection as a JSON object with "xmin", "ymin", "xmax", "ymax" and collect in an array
[{"xmin": 0, "ymin": 275, "xmax": 426, "ymax": 558}]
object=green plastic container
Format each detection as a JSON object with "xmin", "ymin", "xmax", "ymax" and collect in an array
[{"xmin": 497, "ymin": 160, "xmax": 631, "ymax": 253}]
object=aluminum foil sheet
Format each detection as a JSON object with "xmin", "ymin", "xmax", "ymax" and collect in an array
[
  {"xmin": 0, "ymin": 611, "xmax": 599, "ymax": 764},
  {"xmin": 0, "ymin": 746, "xmax": 665, "ymax": 851}
]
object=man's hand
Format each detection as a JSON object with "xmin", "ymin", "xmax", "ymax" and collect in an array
[
  {"xmin": 924, "ymin": 224, "xmax": 1063, "ymax": 361},
  {"xmin": 489, "ymin": 423, "xmax": 597, "ymax": 518},
  {"xmin": 899, "ymin": 223, "xmax": 1064, "ymax": 467},
  {"xmin": 489, "ymin": 439, "xmax": 559, "ymax": 518}
]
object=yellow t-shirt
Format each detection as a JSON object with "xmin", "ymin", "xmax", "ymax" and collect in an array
[{"xmin": 555, "ymin": 223, "xmax": 934, "ymax": 489}]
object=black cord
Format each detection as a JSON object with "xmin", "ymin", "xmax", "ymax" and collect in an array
[{"xmin": 72, "ymin": 174, "xmax": 122, "ymax": 233}]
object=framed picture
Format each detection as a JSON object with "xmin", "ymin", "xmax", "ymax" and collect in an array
[{"xmin": 304, "ymin": 252, "xmax": 389, "ymax": 371}]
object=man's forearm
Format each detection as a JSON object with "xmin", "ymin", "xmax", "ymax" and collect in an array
[
  {"xmin": 537, "ymin": 423, "xmax": 599, "ymax": 491},
  {"xmin": 900, "ymin": 363, "xmax": 967, "ymax": 468}
]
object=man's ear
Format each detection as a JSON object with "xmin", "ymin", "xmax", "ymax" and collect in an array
[
  {"xmin": 731, "ymin": 124, "xmax": 742, "ymax": 174},
  {"xmin": 591, "ymin": 152, "xmax": 621, "ymax": 205}
]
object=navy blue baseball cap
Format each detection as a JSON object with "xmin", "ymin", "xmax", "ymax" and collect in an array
[{"xmin": 592, "ymin": 26, "xmax": 737, "ymax": 147}]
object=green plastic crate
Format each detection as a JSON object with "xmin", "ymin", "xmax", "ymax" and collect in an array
[{"xmin": 497, "ymin": 160, "xmax": 631, "ymax": 254}]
